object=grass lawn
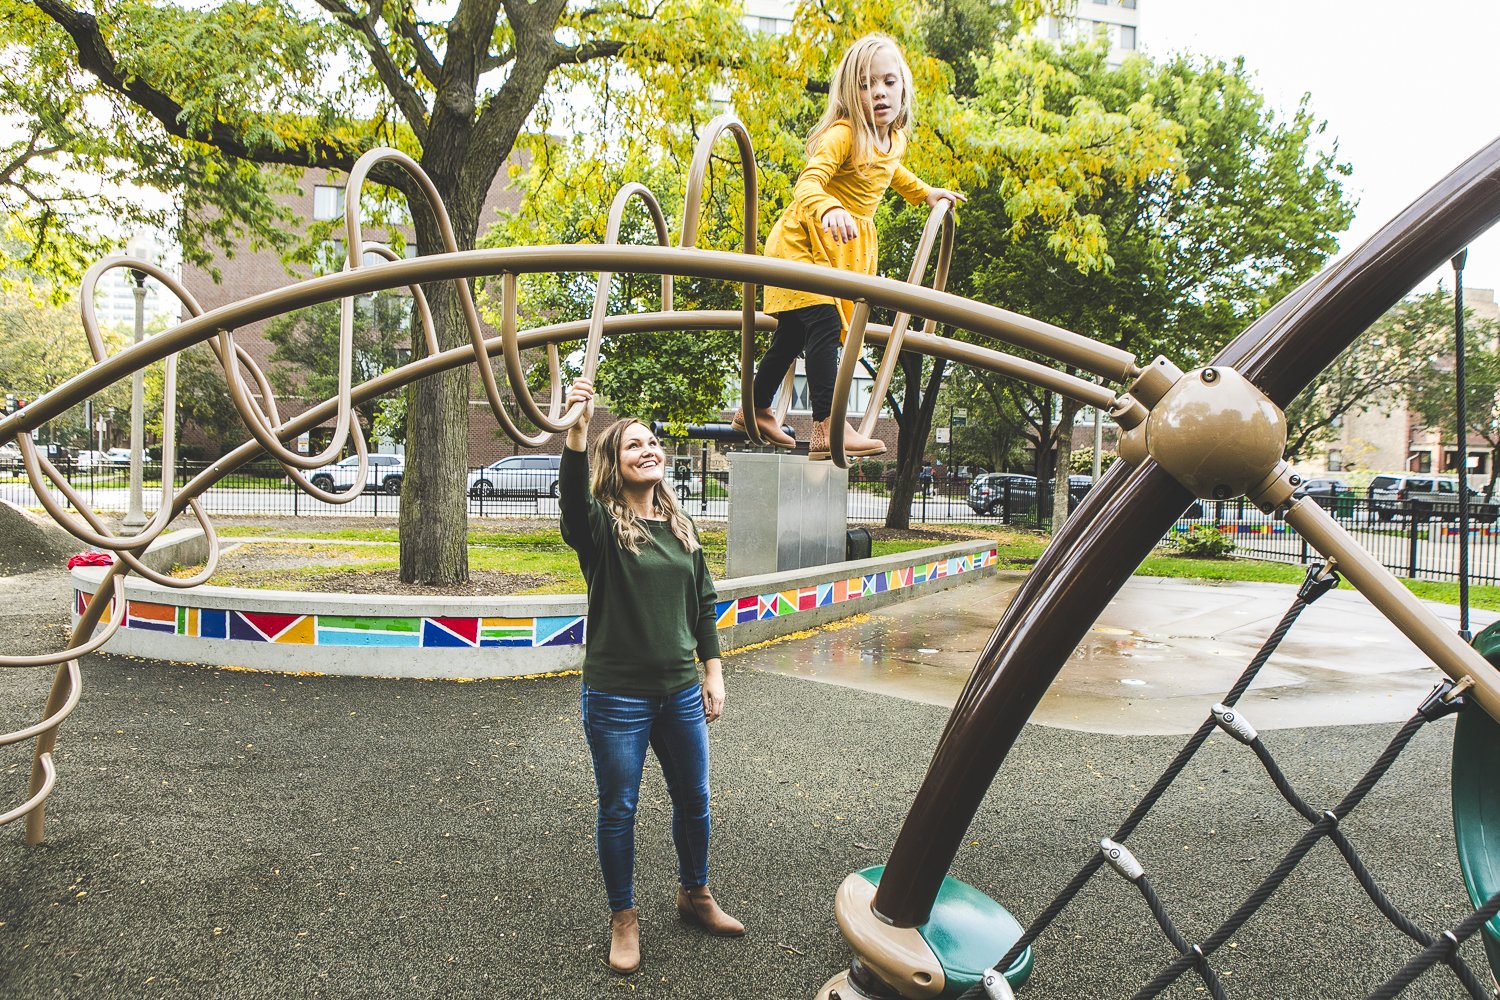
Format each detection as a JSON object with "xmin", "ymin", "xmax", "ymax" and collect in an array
[
  {"xmin": 207, "ymin": 521, "xmax": 1500, "ymax": 609},
  {"xmin": 203, "ymin": 524, "xmax": 1004, "ymax": 595}
]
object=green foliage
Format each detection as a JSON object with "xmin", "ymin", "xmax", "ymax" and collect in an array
[
  {"xmin": 1285, "ymin": 286, "xmax": 1473, "ymax": 463},
  {"xmin": 263, "ymin": 291, "xmax": 411, "ymax": 428},
  {"xmin": 1169, "ymin": 524, "xmax": 1236, "ymax": 559},
  {"xmin": 1069, "ymin": 447, "xmax": 1116, "ymax": 475},
  {"xmin": 142, "ymin": 340, "xmax": 245, "ymax": 460},
  {"xmin": 942, "ymin": 42, "xmax": 1353, "ymax": 494}
]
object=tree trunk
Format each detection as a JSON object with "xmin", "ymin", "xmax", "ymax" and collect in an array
[
  {"xmin": 1051, "ymin": 397, "xmax": 1081, "ymax": 529},
  {"xmin": 398, "ymin": 180, "xmax": 478, "ymax": 585},
  {"xmin": 885, "ymin": 353, "xmax": 946, "ymax": 530}
]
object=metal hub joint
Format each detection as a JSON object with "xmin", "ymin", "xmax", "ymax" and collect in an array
[{"xmin": 1117, "ymin": 357, "xmax": 1287, "ymax": 501}]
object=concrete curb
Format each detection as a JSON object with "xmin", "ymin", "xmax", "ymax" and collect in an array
[{"xmin": 72, "ymin": 534, "xmax": 1000, "ymax": 679}]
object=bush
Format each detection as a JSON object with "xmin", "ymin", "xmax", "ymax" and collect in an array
[
  {"xmin": 855, "ymin": 459, "xmax": 885, "ymax": 483},
  {"xmin": 1171, "ymin": 524, "xmax": 1236, "ymax": 559}
]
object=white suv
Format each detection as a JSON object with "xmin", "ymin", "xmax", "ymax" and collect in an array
[
  {"xmin": 308, "ymin": 453, "xmax": 405, "ymax": 495},
  {"xmin": 467, "ymin": 454, "xmax": 562, "ymax": 498}
]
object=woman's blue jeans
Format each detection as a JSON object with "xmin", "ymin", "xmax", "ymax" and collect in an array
[{"xmin": 580, "ymin": 683, "xmax": 711, "ymax": 912}]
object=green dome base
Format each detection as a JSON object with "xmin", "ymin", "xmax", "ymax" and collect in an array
[{"xmin": 854, "ymin": 866, "xmax": 1033, "ymax": 997}]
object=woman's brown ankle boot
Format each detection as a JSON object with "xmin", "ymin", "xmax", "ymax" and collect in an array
[
  {"xmin": 676, "ymin": 886, "xmax": 745, "ymax": 936},
  {"xmin": 608, "ymin": 907, "xmax": 640, "ymax": 974}
]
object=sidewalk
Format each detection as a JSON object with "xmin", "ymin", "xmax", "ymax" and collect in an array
[{"xmin": 0, "ymin": 568, "xmax": 1490, "ymax": 999}]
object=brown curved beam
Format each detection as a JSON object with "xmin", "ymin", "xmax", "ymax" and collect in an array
[{"xmin": 869, "ymin": 134, "xmax": 1500, "ymax": 929}]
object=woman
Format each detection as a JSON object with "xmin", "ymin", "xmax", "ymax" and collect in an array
[{"xmin": 558, "ymin": 376, "xmax": 743, "ymax": 976}]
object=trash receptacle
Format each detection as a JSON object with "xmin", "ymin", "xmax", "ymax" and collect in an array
[
  {"xmin": 846, "ymin": 527, "xmax": 872, "ymax": 562},
  {"xmin": 1334, "ymin": 495, "xmax": 1355, "ymax": 518}
]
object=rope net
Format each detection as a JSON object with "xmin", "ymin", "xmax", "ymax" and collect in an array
[{"xmin": 959, "ymin": 562, "xmax": 1500, "ymax": 1000}]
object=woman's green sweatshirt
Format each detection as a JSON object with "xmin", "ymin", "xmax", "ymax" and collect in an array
[{"xmin": 558, "ymin": 447, "xmax": 721, "ymax": 695}]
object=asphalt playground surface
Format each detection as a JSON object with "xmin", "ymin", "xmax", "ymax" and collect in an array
[{"xmin": 1, "ymin": 565, "xmax": 1495, "ymax": 1000}]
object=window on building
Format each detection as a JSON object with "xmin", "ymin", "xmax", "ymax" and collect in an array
[
  {"xmin": 1411, "ymin": 451, "xmax": 1433, "ymax": 473},
  {"xmin": 1446, "ymin": 449, "xmax": 1490, "ymax": 475},
  {"xmin": 314, "ymin": 185, "xmax": 346, "ymax": 221},
  {"xmin": 1327, "ymin": 450, "xmax": 1342, "ymax": 472},
  {"xmin": 1119, "ymin": 25, "xmax": 1136, "ymax": 50},
  {"xmin": 1120, "ymin": 0, "xmax": 1136, "ymax": 7},
  {"xmin": 786, "ymin": 374, "xmax": 875, "ymax": 416},
  {"xmin": 405, "ymin": 241, "xmax": 419, "ymax": 259}
]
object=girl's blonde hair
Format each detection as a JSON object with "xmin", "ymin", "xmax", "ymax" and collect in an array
[
  {"xmin": 806, "ymin": 33, "xmax": 915, "ymax": 172},
  {"xmin": 589, "ymin": 419, "xmax": 701, "ymax": 555}
]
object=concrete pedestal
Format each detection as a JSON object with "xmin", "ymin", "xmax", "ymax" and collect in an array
[{"xmin": 727, "ymin": 452, "xmax": 848, "ymax": 578}]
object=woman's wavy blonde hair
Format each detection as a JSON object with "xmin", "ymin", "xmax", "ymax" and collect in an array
[
  {"xmin": 589, "ymin": 419, "xmax": 700, "ymax": 555},
  {"xmin": 806, "ymin": 33, "xmax": 915, "ymax": 173}
]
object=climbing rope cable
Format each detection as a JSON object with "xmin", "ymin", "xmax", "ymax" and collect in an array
[{"xmin": 957, "ymin": 562, "xmax": 1500, "ymax": 999}]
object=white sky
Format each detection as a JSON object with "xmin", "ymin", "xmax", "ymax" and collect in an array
[{"xmin": 1144, "ymin": 0, "xmax": 1500, "ymax": 297}]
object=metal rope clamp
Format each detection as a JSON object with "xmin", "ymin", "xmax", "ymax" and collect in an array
[
  {"xmin": 980, "ymin": 968, "xmax": 1017, "ymax": 1000},
  {"xmin": 1297, "ymin": 561, "xmax": 1341, "ymax": 604},
  {"xmin": 1418, "ymin": 676, "xmax": 1470, "ymax": 722}
]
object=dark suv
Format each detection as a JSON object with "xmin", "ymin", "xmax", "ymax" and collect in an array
[{"xmin": 967, "ymin": 473, "xmax": 1038, "ymax": 517}]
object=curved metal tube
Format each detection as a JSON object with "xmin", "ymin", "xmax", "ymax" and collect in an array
[
  {"xmin": 869, "ymin": 133, "xmax": 1500, "ymax": 932},
  {"xmin": 0, "ymin": 576, "xmax": 127, "ymax": 670},
  {"xmin": 678, "ymin": 114, "xmax": 767, "ymax": 444},
  {"xmin": 499, "ymin": 181, "xmax": 674, "ymax": 435},
  {"xmin": 0, "ymin": 129, "xmax": 1129, "ymax": 848},
  {"xmin": 828, "ymin": 199, "xmax": 956, "ymax": 466}
]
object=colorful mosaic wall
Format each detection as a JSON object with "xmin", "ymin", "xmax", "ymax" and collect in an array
[
  {"xmin": 76, "ymin": 547, "xmax": 998, "ymax": 650},
  {"xmin": 713, "ymin": 548, "xmax": 998, "ymax": 627}
]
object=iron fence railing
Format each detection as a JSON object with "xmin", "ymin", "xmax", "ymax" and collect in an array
[{"xmin": 9, "ymin": 463, "xmax": 1499, "ymax": 585}]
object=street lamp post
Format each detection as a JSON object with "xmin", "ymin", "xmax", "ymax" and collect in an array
[{"xmin": 123, "ymin": 270, "xmax": 148, "ymax": 532}]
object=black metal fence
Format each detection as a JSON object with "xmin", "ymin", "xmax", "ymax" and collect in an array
[
  {"xmin": 10, "ymin": 461, "xmax": 1500, "ymax": 585},
  {"xmin": 1175, "ymin": 495, "xmax": 1500, "ymax": 585}
]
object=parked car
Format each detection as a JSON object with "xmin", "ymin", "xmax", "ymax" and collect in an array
[
  {"xmin": 1291, "ymin": 477, "xmax": 1355, "ymax": 510},
  {"xmin": 73, "ymin": 449, "xmax": 108, "ymax": 471},
  {"xmin": 967, "ymin": 473, "xmax": 1039, "ymax": 517},
  {"xmin": 1043, "ymin": 475, "xmax": 1095, "ymax": 511},
  {"xmin": 0, "ymin": 441, "xmax": 20, "ymax": 472},
  {"xmin": 308, "ymin": 453, "xmax": 405, "ymax": 494},
  {"xmin": 1367, "ymin": 473, "xmax": 1499, "ymax": 523},
  {"xmin": 104, "ymin": 447, "xmax": 134, "ymax": 466},
  {"xmin": 467, "ymin": 454, "xmax": 562, "ymax": 499}
]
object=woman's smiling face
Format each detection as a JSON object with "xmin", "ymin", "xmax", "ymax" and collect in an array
[{"xmin": 617, "ymin": 421, "xmax": 665, "ymax": 490}]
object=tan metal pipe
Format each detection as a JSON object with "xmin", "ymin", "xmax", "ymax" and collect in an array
[
  {"xmin": 0, "ymin": 246, "xmax": 1135, "ymax": 442},
  {"xmin": 1284, "ymin": 497, "xmax": 1500, "ymax": 724}
]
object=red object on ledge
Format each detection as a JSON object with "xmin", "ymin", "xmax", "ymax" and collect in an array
[{"xmin": 66, "ymin": 551, "xmax": 115, "ymax": 568}]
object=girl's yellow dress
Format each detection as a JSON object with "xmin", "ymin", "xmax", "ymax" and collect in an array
[{"xmin": 763, "ymin": 121, "xmax": 932, "ymax": 331}]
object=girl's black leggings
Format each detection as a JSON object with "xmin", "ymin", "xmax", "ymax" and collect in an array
[{"xmin": 751, "ymin": 303, "xmax": 841, "ymax": 421}]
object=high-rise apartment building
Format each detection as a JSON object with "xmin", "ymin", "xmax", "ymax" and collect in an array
[
  {"xmin": 91, "ymin": 231, "xmax": 178, "ymax": 332},
  {"xmin": 1035, "ymin": 0, "xmax": 1141, "ymax": 65}
]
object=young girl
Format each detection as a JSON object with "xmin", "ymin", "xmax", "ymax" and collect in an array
[
  {"xmin": 733, "ymin": 32, "xmax": 964, "ymax": 460},
  {"xmin": 559, "ymin": 376, "xmax": 743, "ymax": 976}
]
